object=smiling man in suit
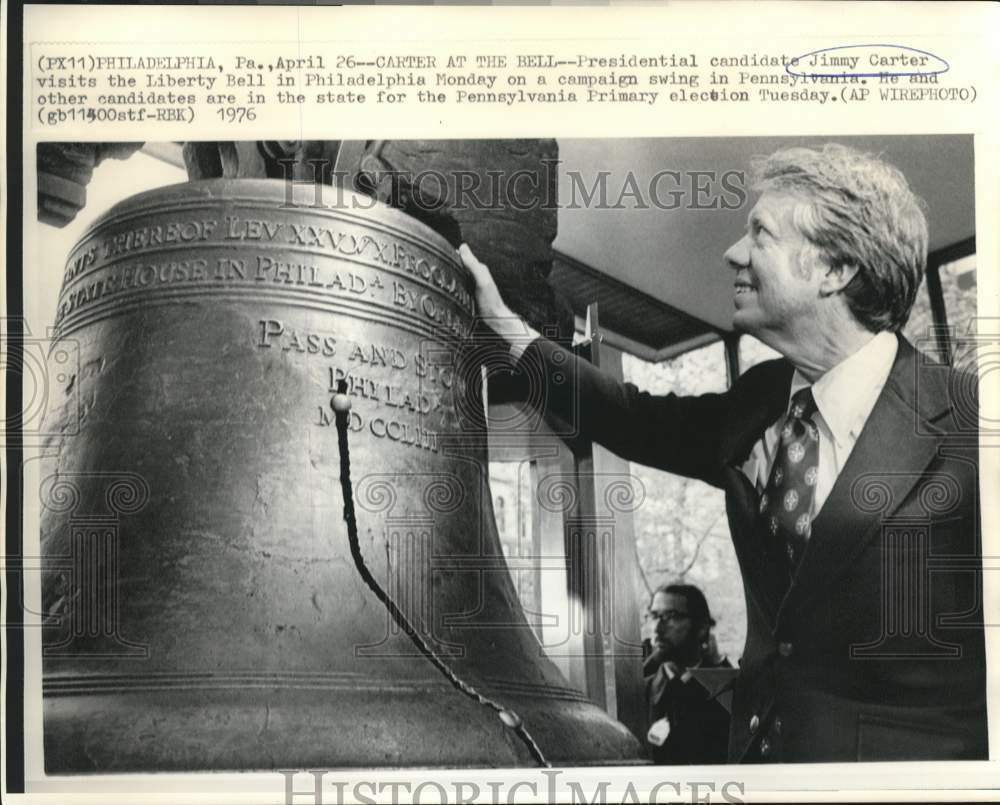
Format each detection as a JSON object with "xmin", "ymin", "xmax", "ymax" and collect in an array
[{"xmin": 459, "ymin": 143, "xmax": 987, "ymax": 763}]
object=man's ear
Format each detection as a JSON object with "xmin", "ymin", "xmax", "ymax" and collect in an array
[{"xmin": 820, "ymin": 261, "xmax": 860, "ymax": 296}]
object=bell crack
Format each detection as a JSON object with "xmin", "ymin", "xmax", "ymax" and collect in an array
[{"xmin": 258, "ymin": 703, "xmax": 271, "ymax": 738}]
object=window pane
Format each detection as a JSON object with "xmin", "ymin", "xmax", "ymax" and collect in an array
[
  {"xmin": 941, "ymin": 255, "xmax": 979, "ymax": 375},
  {"xmin": 622, "ymin": 341, "xmax": 747, "ymax": 662},
  {"xmin": 488, "ymin": 460, "xmax": 539, "ymax": 636},
  {"xmin": 903, "ymin": 254, "xmax": 977, "ymax": 367},
  {"xmin": 739, "ymin": 335, "xmax": 782, "ymax": 372},
  {"xmin": 942, "ymin": 254, "xmax": 978, "ymax": 334}
]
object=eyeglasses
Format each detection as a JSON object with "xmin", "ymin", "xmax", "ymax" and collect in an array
[{"xmin": 645, "ymin": 610, "xmax": 690, "ymax": 623}]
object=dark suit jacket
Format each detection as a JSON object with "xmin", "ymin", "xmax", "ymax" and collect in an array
[
  {"xmin": 517, "ymin": 334, "xmax": 987, "ymax": 763},
  {"xmin": 646, "ymin": 656, "xmax": 732, "ymax": 765}
]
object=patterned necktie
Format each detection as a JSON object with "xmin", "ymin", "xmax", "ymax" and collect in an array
[{"xmin": 759, "ymin": 387, "xmax": 820, "ymax": 570}]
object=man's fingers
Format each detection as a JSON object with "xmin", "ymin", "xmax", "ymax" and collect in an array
[
  {"xmin": 459, "ymin": 243, "xmax": 519, "ymax": 329},
  {"xmin": 458, "ymin": 243, "xmax": 494, "ymax": 288}
]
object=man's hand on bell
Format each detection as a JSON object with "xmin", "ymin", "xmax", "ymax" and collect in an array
[{"xmin": 458, "ymin": 244, "xmax": 525, "ymax": 344}]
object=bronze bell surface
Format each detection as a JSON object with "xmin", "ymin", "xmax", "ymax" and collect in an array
[{"xmin": 39, "ymin": 179, "xmax": 642, "ymax": 771}]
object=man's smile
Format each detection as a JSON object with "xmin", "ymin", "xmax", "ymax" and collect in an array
[{"xmin": 734, "ymin": 274, "xmax": 758, "ymax": 300}]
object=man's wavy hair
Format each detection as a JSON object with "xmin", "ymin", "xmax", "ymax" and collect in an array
[{"xmin": 750, "ymin": 143, "xmax": 929, "ymax": 333}]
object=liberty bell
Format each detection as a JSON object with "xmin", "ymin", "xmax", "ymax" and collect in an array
[{"xmin": 39, "ymin": 179, "xmax": 642, "ymax": 771}]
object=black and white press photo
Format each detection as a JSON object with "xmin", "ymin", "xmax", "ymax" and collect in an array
[{"xmin": 20, "ymin": 135, "xmax": 985, "ymax": 775}]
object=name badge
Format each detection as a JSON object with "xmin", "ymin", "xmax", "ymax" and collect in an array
[{"xmin": 647, "ymin": 717, "xmax": 671, "ymax": 747}]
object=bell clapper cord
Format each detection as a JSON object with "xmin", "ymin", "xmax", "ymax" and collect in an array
[{"xmin": 331, "ymin": 383, "xmax": 551, "ymax": 768}]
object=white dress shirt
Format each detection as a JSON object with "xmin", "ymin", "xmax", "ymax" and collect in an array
[{"xmin": 740, "ymin": 330, "xmax": 898, "ymax": 519}]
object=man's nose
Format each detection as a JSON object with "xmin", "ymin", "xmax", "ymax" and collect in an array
[{"xmin": 724, "ymin": 234, "xmax": 750, "ymax": 270}]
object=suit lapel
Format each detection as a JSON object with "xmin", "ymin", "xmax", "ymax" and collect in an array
[
  {"xmin": 778, "ymin": 337, "xmax": 952, "ymax": 616},
  {"xmin": 720, "ymin": 362, "xmax": 794, "ymax": 471}
]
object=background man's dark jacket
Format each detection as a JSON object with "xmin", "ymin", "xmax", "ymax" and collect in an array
[
  {"xmin": 645, "ymin": 656, "xmax": 732, "ymax": 765},
  {"xmin": 516, "ymin": 334, "xmax": 987, "ymax": 762}
]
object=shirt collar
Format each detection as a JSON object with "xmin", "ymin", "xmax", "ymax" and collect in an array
[
  {"xmin": 787, "ymin": 331, "xmax": 899, "ymax": 449},
  {"xmin": 662, "ymin": 658, "xmax": 702, "ymax": 683}
]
